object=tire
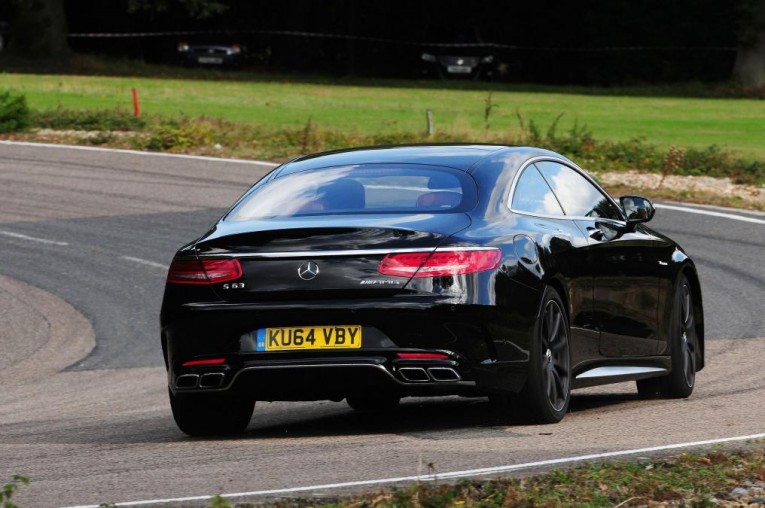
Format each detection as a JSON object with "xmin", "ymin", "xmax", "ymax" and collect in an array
[
  {"xmin": 636, "ymin": 273, "xmax": 698, "ymax": 399},
  {"xmin": 346, "ymin": 393, "xmax": 400, "ymax": 413},
  {"xmin": 169, "ymin": 389, "xmax": 254, "ymax": 437},
  {"xmin": 517, "ymin": 287, "xmax": 572, "ymax": 424}
]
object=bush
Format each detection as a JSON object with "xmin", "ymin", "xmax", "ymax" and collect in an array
[
  {"xmin": 31, "ymin": 108, "xmax": 146, "ymax": 131},
  {"xmin": 0, "ymin": 90, "xmax": 31, "ymax": 133},
  {"xmin": 131, "ymin": 116, "xmax": 254, "ymax": 152}
]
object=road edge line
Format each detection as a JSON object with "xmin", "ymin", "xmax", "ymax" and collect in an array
[
  {"xmin": 62, "ymin": 432, "xmax": 765, "ymax": 508},
  {"xmin": 0, "ymin": 140, "xmax": 280, "ymax": 167},
  {"xmin": 3, "ymin": 141, "xmax": 763, "ymax": 221},
  {"xmin": 655, "ymin": 203, "xmax": 765, "ymax": 224}
]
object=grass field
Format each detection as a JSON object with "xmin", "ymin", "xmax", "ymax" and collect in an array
[{"xmin": 2, "ymin": 72, "xmax": 764, "ymax": 160}]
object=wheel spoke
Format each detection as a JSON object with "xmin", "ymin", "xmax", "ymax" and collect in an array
[
  {"xmin": 549, "ymin": 309, "xmax": 562, "ymax": 345},
  {"xmin": 684, "ymin": 343, "xmax": 695, "ymax": 385},
  {"xmin": 552, "ymin": 368, "xmax": 564, "ymax": 399},
  {"xmin": 544, "ymin": 305, "xmax": 555, "ymax": 345},
  {"xmin": 550, "ymin": 332, "xmax": 568, "ymax": 353},
  {"xmin": 546, "ymin": 366, "xmax": 558, "ymax": 404}
]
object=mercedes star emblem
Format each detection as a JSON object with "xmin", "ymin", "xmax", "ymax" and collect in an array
[{"xmin": 297, "ymin": 261, "xmax": 320, "ymax": 281}]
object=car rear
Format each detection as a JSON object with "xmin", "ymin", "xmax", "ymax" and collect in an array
[{"xmin": 161, "ymin": 163, "xmax": 508, "ymax": 402}]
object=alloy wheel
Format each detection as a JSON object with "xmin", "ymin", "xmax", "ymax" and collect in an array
[
  {"xmin": 541, "ymin": 299, "xmax": 570, "ymax": 412},
  {"xmin": 680, "ymin": 283, "xmax": 696, "ymax": 388}
]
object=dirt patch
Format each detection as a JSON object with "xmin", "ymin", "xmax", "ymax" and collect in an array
[{"xmin": 594, "ymin": 170, "xmax": 765, "ymax": 210}]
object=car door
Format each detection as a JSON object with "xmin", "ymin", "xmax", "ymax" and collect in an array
[
  {"xmin": 535, "ymin": 160, "xmax": 661, "ymax": 357},
  {"xmin": 509, "ymin": 161, "xmax": 597, "ymax": 368}
]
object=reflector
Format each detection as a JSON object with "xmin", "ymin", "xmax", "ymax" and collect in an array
[
  {"xmin": 181, "ymin": 358, "xmax": 226, "ymax": 367},
  {"xmin": 397, "ymin": 353, "xmax": 450, "ymax": 359}
]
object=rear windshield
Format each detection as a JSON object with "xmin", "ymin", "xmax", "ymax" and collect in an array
[{"xmin": 227, "ymin": 165, "xmax": 476, "ymax": 220}]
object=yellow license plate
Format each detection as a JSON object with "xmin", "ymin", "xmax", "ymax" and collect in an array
[{"xmin": 256, "ymin": 326, "xmax": 362, "ymax": 351}]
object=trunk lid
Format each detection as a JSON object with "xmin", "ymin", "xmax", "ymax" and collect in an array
[{"xmin": 194, "ymin": 213, "xmax": 471, "ymax": 302}]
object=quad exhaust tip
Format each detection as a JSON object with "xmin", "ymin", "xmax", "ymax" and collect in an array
[
  {"xmin": 176, "ymin": 373, "xmax": 199, "ymax": 389},
  {"xmin": 398, "ymin": 367, "xmax": 430, "ymax": 382},
  {"xmin": 176, "ymin": 372, "xmax": 225, "ymax": 389},
  {"xmin": 428, "ymin": 367, "xmax": 461, "ymax": 382},
  {"xmin": 199, "ymin": 372, "xmax": 225, "ymax": 388},
  {"xmin": 398, "ymin": 366, "xmax": 462, "ymax": 383}
]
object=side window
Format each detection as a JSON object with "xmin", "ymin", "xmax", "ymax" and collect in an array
[
  {"xmin": 511, "ymin": 165, "xmax": 565, "ymax": 216},
  {"xmin": 536, "ymin": 161, "xmax": 623, "ymax": 220}
]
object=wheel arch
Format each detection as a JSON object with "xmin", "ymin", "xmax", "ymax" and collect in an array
[{"xmin": 544, "ymin": 276, "xmax": 570, "ymax": 322}]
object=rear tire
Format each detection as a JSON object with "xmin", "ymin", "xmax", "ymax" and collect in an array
[
  {"xmin": 495, "ymin": 287, "xmax": 571, "ymax": 424},
  {"xmin": 636, "ymin": 274, "xmax": 698, "ymax": 399},
  {"xmin": 523, "ymin": 288, "xmax": 571, "ymax": 423},
  {"xmin": 346, "ymin": 393, "xmax": 400, "ymax": 413},
  {"xmin": 169, "ymin": 389, "xmax": 254, "ymax": 436}
]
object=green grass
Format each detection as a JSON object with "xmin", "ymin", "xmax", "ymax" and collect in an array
[
  {"xmin": 2, "ymin": 72, "xmax": 764, "ymax": 160},
  {"xmin": 226, "ymin": 447, "xmax": 764, "ymax": 507}
]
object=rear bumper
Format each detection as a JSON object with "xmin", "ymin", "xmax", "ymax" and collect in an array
[
  {"xmin": 170, "ymin": 353, "xmax": 481, "ymax": 400},
  {"xmin": 162, "ymin": 295, "xmax": 540, "ymax": 400}
]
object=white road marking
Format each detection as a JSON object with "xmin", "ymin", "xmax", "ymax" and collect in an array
[
  {"xmin": 63, "ymin": 432, "xmax": 765, "ymax": 508},
  {"xmin": 0, "ymin": 140, "xmax": 280, "ymax": 167},
  {"xmin": 1, "ymin": 141, "xmax": 761, "ymax": 222},
  {"xmin": 121, "ymin": 256, "xmax": 167, "ymax": 270},
  {"xmin": 656, "ymin": 203, "xmax": 765, "ymax": 225},
  {"xmin": 0, "ymin": 230, "xmax": 69, "ymax": 246}
]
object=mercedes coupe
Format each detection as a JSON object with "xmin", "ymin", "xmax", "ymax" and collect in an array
[{"xmin": 160, "ymin": 145, "xmax": 704, "ymax": 435}]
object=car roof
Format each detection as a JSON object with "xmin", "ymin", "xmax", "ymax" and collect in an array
[{"xmin": 276, "ymin": 144, "xmax": 511, "ymax": 176}]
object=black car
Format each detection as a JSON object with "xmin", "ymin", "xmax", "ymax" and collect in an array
[
  {"xmin": 161, "ymin": 145, "xmax": 704, "ymax": 435},
  {"xmin": 177, "ymin": 41, "xmax": 244, "ymax": 68},
  {"xmin": 421, "ymin": 52, "xmax": 495, "ymax": 80}
]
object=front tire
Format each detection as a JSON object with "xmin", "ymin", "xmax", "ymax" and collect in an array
[
  {"xmin": 515, "ymin": 287, "xmax": 572, "ymax": 424},
  {"xmin": 636, "ymin": 273, "xmax": 698, "ymax": 399},
  {"xmin": 169, "ymin": 389, "xmax": 255, "ymax": 436}
]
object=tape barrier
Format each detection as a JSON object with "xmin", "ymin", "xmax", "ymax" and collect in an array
[{"xmin": 67, "ymin": 29, "xmax": 736, "ymax": 52}]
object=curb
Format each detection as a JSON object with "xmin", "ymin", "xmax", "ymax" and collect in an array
[{"xmin": 0, "ymin": 274, "xmax": 95, "ymax": 385}]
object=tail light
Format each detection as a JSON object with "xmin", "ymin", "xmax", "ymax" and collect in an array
[
  {"xmin": 167, "ymin": 258, "xmax": 242, "ymax": 285},
  {"xmin": 378, "ymin": 249, "xmax": 501, "ymax": 278}
]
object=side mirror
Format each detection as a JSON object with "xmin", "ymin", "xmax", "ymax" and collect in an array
[{"xmin": 620, "ymin": 195, "xmax": 655, "ymax": 224}]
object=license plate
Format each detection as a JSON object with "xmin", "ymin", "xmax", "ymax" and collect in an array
[
  {"xmin": 198, "ymin": 56, "xmax": 223, "ymax": 64},
  {"xmin": 256, "ymin": 326, "xmax": 362, "ymax": 351},
  {"xmin": 447, "ymin": 65, "xmax": 472, "ymax": 74}
]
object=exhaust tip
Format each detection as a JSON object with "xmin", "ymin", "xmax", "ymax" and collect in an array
[
  {"xmin": 199, "ymin": 372, "xmax": 225, "ymax": 388},
  {"xmin": 399, "ymin": 367, "xmax": 430, "ymax": 383},
  {"xmin": 176, "ymin": 373, "xmax": 200, "ymax": 389},
  {"xmin": 428, "ymin": 367, "xmax": 461, "ymax": 382}
]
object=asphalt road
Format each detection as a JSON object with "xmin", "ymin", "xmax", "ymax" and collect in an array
[{"xmin": 1, "ymin": 142, "xmax": 764, "ymax": 507}]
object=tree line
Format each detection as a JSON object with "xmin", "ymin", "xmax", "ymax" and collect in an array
[{"xmin": 3, "ymin": 0, "xmax": 764, "ymax": 86}]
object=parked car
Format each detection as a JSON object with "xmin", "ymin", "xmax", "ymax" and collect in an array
[
  {"xmin": 421, "ymin": 52, "xmax": 496, "ymax": 80},
  {"xmin": 177, "ymin": 41, "xmax": 245, "ymax": 68},
  {"xmin": 161, "ymin": 144, "xmax": 704, "ymax": 435}
]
